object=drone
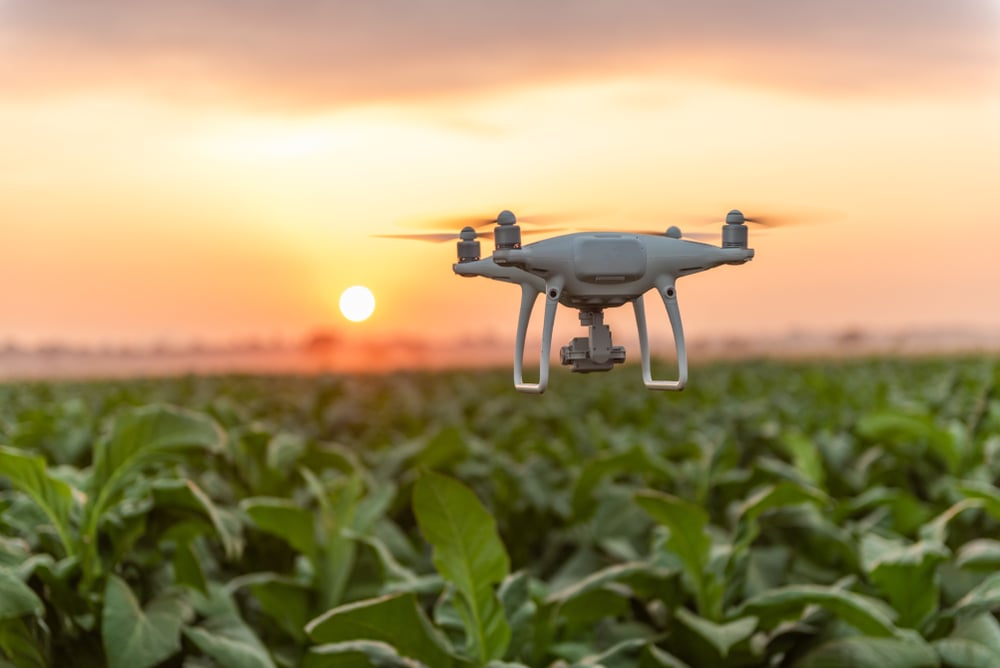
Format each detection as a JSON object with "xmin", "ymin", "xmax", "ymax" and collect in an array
[{"xmin": 381, "ymin": 210, "xmax": 755, "ymax": 393}]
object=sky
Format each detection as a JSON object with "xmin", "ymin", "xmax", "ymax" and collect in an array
[{"xmin": 2, "ymin": 0, "xmax": 999, "ymax": 359}]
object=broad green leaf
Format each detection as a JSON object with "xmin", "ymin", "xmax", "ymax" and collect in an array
[
  {"xmin": 793, "ymin": 634, "xmax": 938, "ymax": 668},
  {"xmin": 948, "ymin": 572, "xmax": 1000, "ymax": 621},
  {"xmin": 11, "ymin": 555, "xmax": 80, "ymax": 624},
  {"xmin": 498, "ymin": 571, "xmax": 536, "ymax": 658},
  {"xmin": 547, "ymin": 562, "xmax": 663, "ymax": 607},
  {"xmin": 228, "ymin": 573, "xmax": 311, "ymax": 643},
  {"xmin": 0, "ymin": 536, "xmax": 30, "ymax": 564},
  {"xmin": 634, "ymin": 490, "xmax": 716, "ymax": 617},
  {"xmin": 933, "ymin": 638, "xmax": 1000, "ymax": 667},
  {"xmin": 934, "ymin": 613, "xmax": 1000, "ymax": 666},
  {"xmin": 152, "ymin": 478, "xmax": 241, "ymax": 560},
  {"xmin": 303, "ymin": 640, "xmax": 424, "ymax": 668},
  {"xmin": 302, "ymin": 469, "xmax": 364, "ymax": 609},
  {"xmin": 171, "ymin": 540, "xmax": 208, "ymax": 594},
  {"xmin": 0, "ymin": 445, "xmax": 77, "ymax": 556},
  {"xmin": 778, "ymin": 431, "xmax": 826, "ymax": 488},
  {"xmin": 414, "ymin": 426, "xmax": 470, "ymax": 470},
  {"xmin": 101, "ymin": 575, "xmax": 190, "ymax": 668},
  {"xmin": 183, "ymin": 585, "xmax": 275, "ymax": 668},
  {"xmin": 571, "ymin": 446, "xmax": 672, "ymax": 519},
  {"xmin": 641, "ymin": 645, "xmax": 692, "ymax": 668},
  {"xmin": 0, "ymin": 568, "xmax": 43, "ymax": 620},
  {"xmin": 740, "ymin": 584, "xmax": 898, "ymax": 637},
  {"xmin": 352, "ymin": 482, "xmax": 397, "ymax": 537},
  {"xmin": 265, "ymin": 433, "xmax": 306, "ymax": 475},
  {"xmin": 919, "ymin": 498, "xmax": 984, "ymax": 544},
  {"xmin": 732, "ymin": 481, "xmax": 827, "ymax": 555},
  {"xmin": 673, "ymin": 608, "xmax": 757, "ymax": 659},
  {"xmin": 349, "ymin": 532, "xmax": 440, "ymax": 594},
  {"xmin": 952, "ymin": 612, "xmax": 1000, "ymax": 653},
  {"xmin": 956, "ymin": 539, "xmax": 1000, "ymax": 570},
  {"xmin": 0, "ymin": 617, "xmax": 48, "ymax": 668},
  {"xmin": 84, "ymin": 406, "xmax": 224, "ymax": 561},
  {"xmin": 306, "ymin": 592, "xmax": 456, "ymax": 667},
  {"xmin": 838, "ymin": 486, "xmax": 933, "ymax": 537},
  {"xmin": 860, "ymin": 534, "xmax": 948, "ymax": 628},
  {"xmin": 241, "ymin": 497, "xmax": 317, "ymax": 560},
  {"xmin": 90, "ymin": 404, "xmax": 224, "ymax": 495},
  {"xmin": 737, "ymin": 481, "xmax": 828, "ymax": 526},
  {"xmin": 574, "ymin": 637, "xmax": 647, "ymax": 665},
  {"xmin": 413, "ymin": 471, "xmax": 510, "ymax": 663},
  {"xmin": 856, "ymin": 410, "xmax": 959, "ymax": 473},
  {"xmin": 957, "ymin": 480, "xmax": 1000, "ymax": 525}
]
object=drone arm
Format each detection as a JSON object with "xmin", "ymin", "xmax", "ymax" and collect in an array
[
  {"xmin": 633, "ymin": 277, "xmax": 688, "ymax": 391},
  {"xmin": 513, "ymin": 279, "xmax": 561, "ymax": 394}
]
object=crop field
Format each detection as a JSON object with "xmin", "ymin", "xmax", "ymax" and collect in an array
[{"xmin": 2, "ymin": 356, "xmax": 1000, "ymax": 667}]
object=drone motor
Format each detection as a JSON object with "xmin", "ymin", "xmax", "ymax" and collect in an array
[{"xmin": 456, "ymin": 226, "xmax": 481, "ymax": 263}]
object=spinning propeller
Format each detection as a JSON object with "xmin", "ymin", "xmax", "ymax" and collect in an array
[
  {"xmin": 374, "ymin": 210, "xmax": 566, "ymax": 243},
  {"xmin": 376, "ymin": 206, "xmax": 836, "ymax": 245}
]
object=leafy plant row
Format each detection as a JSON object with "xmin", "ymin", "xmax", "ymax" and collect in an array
[{"xmin": 0, "ymin": 357, "xmax": 998, "ymax": 666}]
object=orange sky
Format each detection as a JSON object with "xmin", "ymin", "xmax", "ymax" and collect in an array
[{"xmin": 2, "ymin": 1, "xmax": 999, "ymax": 355}]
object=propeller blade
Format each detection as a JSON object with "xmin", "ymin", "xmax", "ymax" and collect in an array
[
  {"xmin": 684, "ymin": 208, "xmax": 842, "ymax": 228},
  {"xmin": 374, "ymin": 226, "xmax": 566, "ymax": 244},
  {"xmin": 372, "ymin": 233, "xmax": 463, "ymax": 243},
  {"xmin": 413, "ymin": 212, "xmax": 576, "ymax": 231},
  {"xmin": 742, "ymin": 215, "xmax": 796, "ymax": 227}
]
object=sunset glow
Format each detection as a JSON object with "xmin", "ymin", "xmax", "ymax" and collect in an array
[
  {"xmin": 1, "ymin": 1, "xmax": 998, "ymax": 369},
  {"xmin": 339, "ymin": 286, "xmax": 376, "ymax": 323}
]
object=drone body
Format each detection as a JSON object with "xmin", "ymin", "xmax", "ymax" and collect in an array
[{"xmin": 450, "ymin": 210, "xmax": 755, "ymax": 393}]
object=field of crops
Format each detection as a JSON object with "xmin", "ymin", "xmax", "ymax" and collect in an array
[{"xmin": 2, "ymin": 356, "xmax": 1000, "ymax": 667}]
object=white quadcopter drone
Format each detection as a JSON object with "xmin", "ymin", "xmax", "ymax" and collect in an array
[{"xmin": 382, "ymin": 210, "xmax": 755, "ymax": 393}]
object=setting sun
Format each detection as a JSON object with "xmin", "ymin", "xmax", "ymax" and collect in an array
[{"xmin": 339, "ymin": 285, "xmax": 376, "ymax": 322}]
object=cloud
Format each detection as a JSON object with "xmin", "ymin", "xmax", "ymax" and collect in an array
[{"xmin": 2, "ymin": 0, "xmax": 997, "ymax": 108}]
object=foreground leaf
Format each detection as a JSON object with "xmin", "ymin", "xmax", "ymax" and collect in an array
[
  {"xmin": 152, "ymin": 478, "xmax": 242, "ymax": 561},
  {"xmin": 183, "ymin": 585, "xmax": 275, "ymax": 668},
  {"xmin": 673, "ymin": 608, "xmax": 757, "ymax": 659},
  {"xmin": 306, "ymin": 592, "xmax": 455, "ymax": 667},
  {"xmin": 101, "ymin": 575, "xmax": 190, "ymax": 668},
  {"xmin": 413, "ymin": 472, "xmax": 510, "ymax": 663},
  {"xmin": 0, "ymin": 617, "xmax": 48, "ymax": 668},
  {"xmin": 0, "ymin": 568, "xmax": 43, "ymax": 621},
  {"xmin": 860, "ymin": 534, "xmax": 948, "ymax": 628},
  {"xmin": 948, "ymin": 572, "xmax": 1000, "ymax": 622},
  {"xmin": 634, "ymin": 490, "xmax": 716, "ymax": 617},
  {"xmin": 740, "ymin": 584, "xmax": 898, "ymax": 637},
  {"xmin": 793, "ymin": 634, "xmax": 938, "ymax": 667},
  {"xmin": 304, "ymin": 640, "xmax": 425, "ymax": 667},
  {"xmin": 933, "ymin": 613, "xmax": 1000, "ymax": 667},
  {"xmin": 241, "ymin": 497, "xmax": 317, "ymax": 561},
  {"xmin": 0, "ymin": 446, "xmax": 77, "ymax": 557},
  {"xmin": 84, "ymin": 406, "xmax": 224, "ymax": 560}
]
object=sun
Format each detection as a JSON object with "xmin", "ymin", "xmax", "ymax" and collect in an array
[{"xmin": 339, "ymin": 285, "xmax": 376, "ymax": 322}]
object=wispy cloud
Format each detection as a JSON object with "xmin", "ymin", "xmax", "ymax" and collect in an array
[
  {"xmin": 2, "ymin": 0, "xmax": 997, "ymax": 108},
  {"xmin": 0, "ymin": 0, "xmax": 1000, "ymax": 106}
]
